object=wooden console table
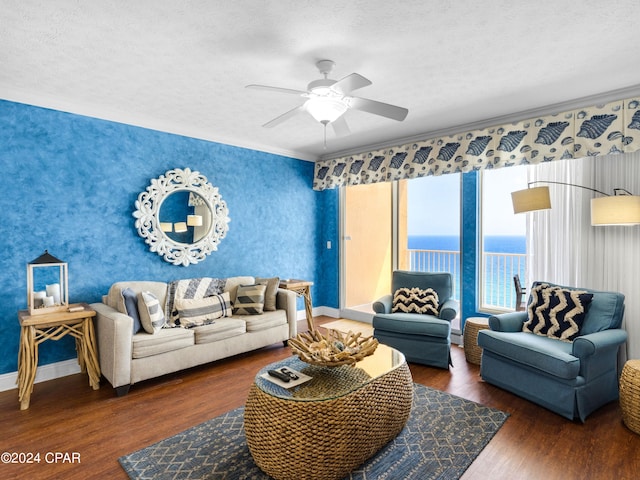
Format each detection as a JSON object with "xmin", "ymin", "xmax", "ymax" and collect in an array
[
  {"xmin": 279, "ymin": 279, "xmax": 314, "ymax": 331},
  {"xmin": 17, "ymin": 303, "xmax": 100, "ymax": 410}
]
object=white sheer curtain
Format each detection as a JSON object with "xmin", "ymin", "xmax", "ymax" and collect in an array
[{"xmin": 527, "ymin": 152, "xmax": 640, "ymax": 360}]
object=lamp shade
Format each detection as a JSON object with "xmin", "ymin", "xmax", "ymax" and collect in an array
[
  {"xmin": 174, "ymin": 222, "xmax": 188, "ymax": 233},
  {"xmin": 591, "ymin": 195, "xmax": 640, "ymax": 226},
  {"xmin": 187, "ymin": 214, "xmax": 203, "ymax": 227},
  {"xmin": 511, "ymin": 186, "xmax": 551, "ymax": 214}
]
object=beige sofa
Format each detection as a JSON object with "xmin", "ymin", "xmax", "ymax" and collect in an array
[{"xmin": 91, "ymin": 277, "xmax": 297, "ymax": 395}]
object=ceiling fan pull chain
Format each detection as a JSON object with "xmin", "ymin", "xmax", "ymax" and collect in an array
[{"xmin": 323, "ymin": 123, "xmax": 328, "ymax": 149}]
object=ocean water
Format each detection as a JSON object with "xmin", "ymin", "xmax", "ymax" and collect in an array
[
  {"xmin": 408, "ymin": 235, "xmax": 525, "ymax": 253},
  {"xmin": 407, "ymin": 235, "xmax": 526, "ymax": 307}
]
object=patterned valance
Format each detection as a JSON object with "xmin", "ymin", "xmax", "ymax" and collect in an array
[{"xmin": 313, "ymin": 97, "xmax": 640, "ymax": 191}]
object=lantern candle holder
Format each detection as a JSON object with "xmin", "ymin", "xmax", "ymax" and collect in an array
[{"xmin": 27, "ymin": 250, "xmax": 69, "ymax": 315}]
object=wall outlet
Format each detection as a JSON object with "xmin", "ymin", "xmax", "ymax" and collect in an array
[{"xmin": 326, "ymin": 241, "xmax": 332, "ymax": 249}]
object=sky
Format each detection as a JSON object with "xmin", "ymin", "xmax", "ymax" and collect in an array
[{"xmin": 407, "ymin": 166, "xmax": 528, "ymax": 236}]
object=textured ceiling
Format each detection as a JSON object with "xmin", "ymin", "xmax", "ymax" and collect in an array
[{"xmin": 2, "ymin": 0, "xmax": 640, "ymax": 161}]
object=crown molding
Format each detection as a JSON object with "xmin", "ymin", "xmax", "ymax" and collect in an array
[{"xmin": 0, "ymin": 88, "xmax": 317, "ymax": 162}]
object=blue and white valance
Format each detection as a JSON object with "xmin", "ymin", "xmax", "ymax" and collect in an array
[{"xmin": 313, "ymin": 97, "xmax": 640, "ymax": 191}]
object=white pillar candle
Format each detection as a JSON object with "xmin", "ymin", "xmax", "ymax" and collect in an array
[
  {"xmin": 33, "ymin": 290, "xmax": 46, "ymax": 308},
  {"xmin": 46, "ymin": 283, "xmax": 61, "ymax": 304},
  {"xmin": 43, "ymin": 296, "xmax": 55, "ymax": 307}
]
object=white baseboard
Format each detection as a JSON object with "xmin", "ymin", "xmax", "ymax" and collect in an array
[
  {"xmin": 0, "ymin": 359, "xmax": 81, "ymax": 393},
  {"xmin": 296, "ymin": 306, "xmax": 340, "ymax": 322}
]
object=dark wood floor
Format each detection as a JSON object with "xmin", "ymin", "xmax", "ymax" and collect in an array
[{"xmin": 1, "ymin": 316, "xmax": 639, "ymax": 480}]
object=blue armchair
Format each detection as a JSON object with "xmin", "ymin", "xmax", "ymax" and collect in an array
[
  {"xmin": 478, "ymin": 281, "xmax": 627, "ymax": 422},
  {"xmin": 372, "ymin": 271, "xmax": 459, "ymax": 369}
]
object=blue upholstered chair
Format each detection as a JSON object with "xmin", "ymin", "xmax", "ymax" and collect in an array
[
  {"xmin": 372, "ymin": 271, "xmax": 459, "ymax": 369},
  {"xmin": 478, "ymin": 281, "xmax": 627, "ymax": 422}
]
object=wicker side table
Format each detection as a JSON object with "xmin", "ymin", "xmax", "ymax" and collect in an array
[
  {"xmin": 463, "ymin": 317, "xmax": 490, "ymax": 365},
  {"xmin": 620, "ymin": 359, "xmax": 640, "ymax": 435}
]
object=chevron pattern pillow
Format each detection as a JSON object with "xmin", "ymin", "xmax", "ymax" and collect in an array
[
  {"xmin": 523, "ymin": 284, "xmax": 593, "ymax": 342},
  {"xmin": 234, "ymin": 284, "xmax": 267, "ymax": 315},
  {"xmin": 392, "ymin": 287, "xmax": 439, "ymax": 315}
]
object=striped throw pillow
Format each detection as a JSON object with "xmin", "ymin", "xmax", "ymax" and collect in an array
[
  {"xmin": 137, "ymin": 291, "xmax": 166, "ymax": 333},
  {"xmin": 233, "ymin": 284, "xmax": 267, "ymax": 315},
  {"xmin": 175, "ymin": 292, "xmax": 232, "ymax": 328}
]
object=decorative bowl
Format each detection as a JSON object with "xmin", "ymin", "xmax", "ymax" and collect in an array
[{"xmin": 289, "ymin": 329, "xmax": 378, "ymax": 367}]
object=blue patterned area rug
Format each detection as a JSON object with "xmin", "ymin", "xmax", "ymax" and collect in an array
[{"xmin": 119, "ymin": 383, "xmax": 508, "ymax": 480}]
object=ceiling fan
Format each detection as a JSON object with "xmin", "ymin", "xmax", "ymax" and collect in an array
[{"xmin": 246, "ymin": 60, "xmax": 409, "ymax": 139}]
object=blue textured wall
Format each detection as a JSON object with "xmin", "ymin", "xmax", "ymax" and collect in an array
[{"xmin": 0, "ymin": 99, "xmax": 339, "ymax": 375}]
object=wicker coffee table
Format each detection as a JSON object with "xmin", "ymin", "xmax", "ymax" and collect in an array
[{"xmin": 244, "ymin": 344, "xmax": 413, "ymax": 480}]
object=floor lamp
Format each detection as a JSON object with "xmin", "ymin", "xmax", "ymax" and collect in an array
[{"xmin": 511, "ymin": 181, "xmax": 640, "ymax": 226}]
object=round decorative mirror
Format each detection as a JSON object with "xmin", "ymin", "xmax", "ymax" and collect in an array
[{"xmin": 133, "ymin": 168, "xmax": 230, "ymax": 266}]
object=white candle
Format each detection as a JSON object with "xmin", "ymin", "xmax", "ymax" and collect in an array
[
  {"xmin": 46, "ymin": 283, "xmax": 61, "ymax": 304},
  {"xmin": 43, "ymin": 296, "xmax": 55, "ymax": 307},
  {"xmin": 33, "ymin": 290, "xmax": 46, "ymax": 308}
]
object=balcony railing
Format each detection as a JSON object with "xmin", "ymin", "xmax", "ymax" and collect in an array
[{"xmin": 407, "ymin": 249, "xmax": 527, "ymax": 310}]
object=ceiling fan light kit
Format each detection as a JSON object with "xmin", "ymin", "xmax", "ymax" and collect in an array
[
  {"xmin": 306, "ymin": 96, "xmax": 348, "ymax": 124},
  {"xmin": 247, "ymin": 59, "xmax": 408, "ymax": 142}
]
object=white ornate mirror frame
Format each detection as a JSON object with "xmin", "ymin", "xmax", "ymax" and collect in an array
[{"xmin": 133, "ymin": 168, "xmax": 230, "ymax": 266}]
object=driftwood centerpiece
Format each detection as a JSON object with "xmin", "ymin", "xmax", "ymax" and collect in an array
[{"xmin": 289, "ymin": 329, "xmax": 379, "ymax": 367}]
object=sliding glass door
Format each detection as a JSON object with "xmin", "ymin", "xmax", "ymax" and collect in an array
[{"xmin": 341, "ymin": 175, "xmax": 461, "ymax": 325}]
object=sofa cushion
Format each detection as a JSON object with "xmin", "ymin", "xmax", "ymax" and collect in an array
[
  {"xmin": 175, "ymin": 292, "xmax": 232, "ymax": 328},
  {"xmin": 137, "ymin": 291, "xmax": 166, "ymax": 333},
  {"xmin": 234, "ymin": 284, "xmax": 267, "ymax": 315},
  {"xmin": 524, "ymin": 284, "xmax": 593, "ymax": 342},
  {"xmin": 256, "ymin": 276, "xmax": 280, "ymax": 311},
  {"xmin": 392, "ymin": 287, "xmax": 439, "ymax": 315},
  {"xmin": 132, "ymin": 328, "xmax": 194, "ymax": 358},
  {"xmin": 120, "ymin": 288, "xmax": 142, "ymax": 334},
  {"xmin": 242, "ymin": 310, "xmax": 288, "ymax": 332},
  {"xmin": 193, "ymin": 318, "xmax": 247, "ymax": 344},
  {"xmin": 373, "ymin": 313, "xmax": 450, "ymax": 338},
  {"xmin": 478, "ymin": 329, "xmax": 579, "ymax": 380}
]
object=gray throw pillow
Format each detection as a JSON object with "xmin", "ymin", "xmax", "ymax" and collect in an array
[{"xmin": 256, "ymin": 277, "xmax": 280, "ymax": 311}]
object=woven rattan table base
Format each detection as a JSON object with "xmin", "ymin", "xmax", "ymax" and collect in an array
[
  {"xmin": 463, "ymin": 317, "xmax": 489, "ymax": 365},
  {"xmin": 244, "ymin": 361, "xmax": 413, "ymax": 480},
  {"xmin": 620, "ymin": 359, "xmax": 640, "ymax": 435}
]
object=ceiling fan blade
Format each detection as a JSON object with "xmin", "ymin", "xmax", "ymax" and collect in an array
[
  {"xmin": 331, "ymin": 73, "xmax": 372, "ymax": 94},
  {"xmin": 331, "ymin": 116, "xmax": 351, "ymax": 137},
  {"xmin": 262, "ymin": 104, "xmax": 306, "ymax": 128},
  {"xmin": 246, "ymin": 84, "xmax": 307, "ymax": 96},
  {"xmin": 348, "ymin": 96, "xmax": 409, "ymax": 121}
]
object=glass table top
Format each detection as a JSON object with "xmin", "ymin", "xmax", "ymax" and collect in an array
[{"xmin": 254, "ymin": 343, "xmax": 406, "ymax": 402}]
